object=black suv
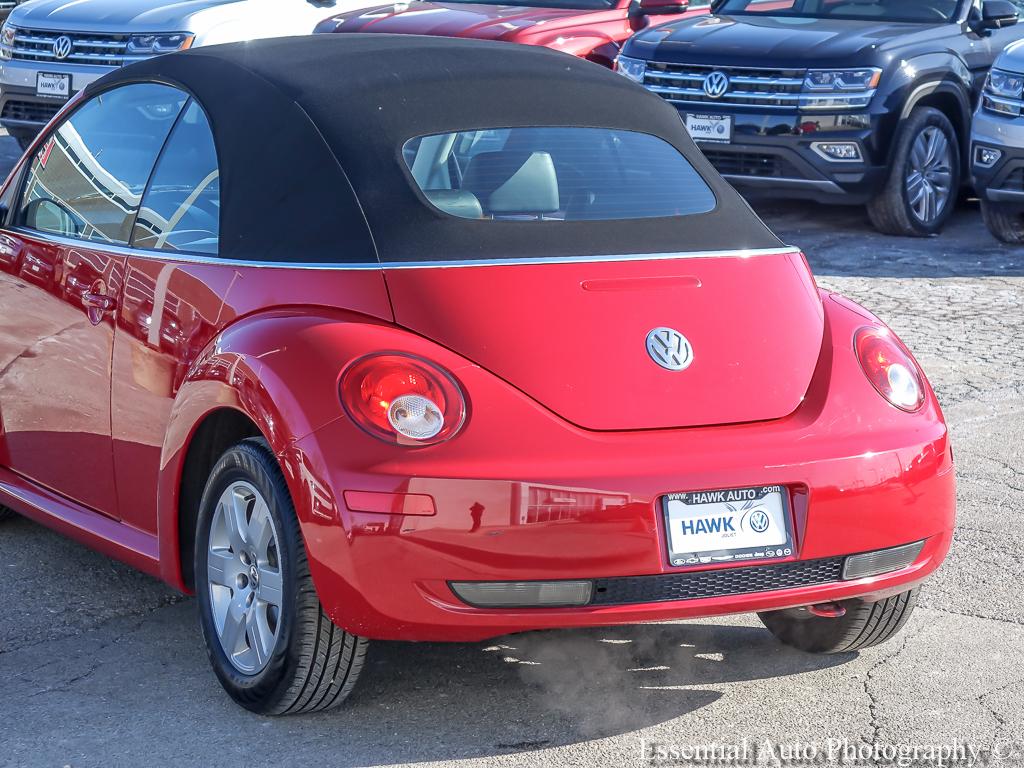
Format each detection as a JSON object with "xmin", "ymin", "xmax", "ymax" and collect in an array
[{"xmin": 617, "ymin": 0, "xmax": 1023, "ymax": 236}]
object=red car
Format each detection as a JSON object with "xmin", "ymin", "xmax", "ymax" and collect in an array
[
  {"xmin": 0, "ymin": 35, "xmax": 954, "ymax": 715},
  {"xmin": 314, "ymin": 0, "xmax": 707, "ymax": 66}
]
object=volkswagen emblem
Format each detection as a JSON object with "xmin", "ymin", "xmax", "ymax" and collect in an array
[
  {"xmin": 703, "ymin": 70, "xmax": 730, "ymax": 99},
  {"xmin": 52, "ymin": 35, "xmax": 73, "ymax": 60},
  {"xmin": 749, "ymin": 510, "xmax": 770, "ymax": 534},
  {"xmin": 645, "ymin": 327, "xmax": 693, "ymax": 371}
]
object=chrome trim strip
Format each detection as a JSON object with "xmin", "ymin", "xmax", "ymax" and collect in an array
[
  {"xmin": 379, "ymin": 247, "xmax": 801, "ymax": 269},
  {"xmin": 3, "ymin": 228, "xmax": 800, "ymax": 270},
  {"xmin": 987, "ymin": 188, "xmax": 1024, "ymax": 202},
  {"xmin": 722, "ymin": 175, "xmax": 844, "ymax": 193}
]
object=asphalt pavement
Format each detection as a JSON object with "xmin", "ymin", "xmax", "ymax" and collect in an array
[{"xmin": 1, "ymin": 136, "xmax": 1022, "ymax": 768}]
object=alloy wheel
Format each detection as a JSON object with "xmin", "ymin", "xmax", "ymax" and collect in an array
[
  {"xmin": 207, "ymin": 481, "xmax": 284, "ymax": 675},
  {"xmin": 904, "ymin": 126, "xmax": 952, "ymax": 225}
]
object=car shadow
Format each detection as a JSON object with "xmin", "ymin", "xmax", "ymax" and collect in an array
[
  {"xmin": 318, "ymin": 621, "xmax": 853, "ymax": 765},
  {"xmin": 753, "ymin": 198, "xmax": 1024, "ymax": 279}
]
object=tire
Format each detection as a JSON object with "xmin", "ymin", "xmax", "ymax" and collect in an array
[
  {"xmin": 867, "ymin": 107, "xmax": 960, "ymax": 237},
  {"xmin": 758, "ymin": 588, "xmax": 918, "ymax": 654},
  {"xmin": 0, "ymin": 505, "xmax": 15, "ymax": 521},
  {"xmin": 980, "ymin": 199, "xmax": 1024, "ymax": 244},
  {"xmin": 195, "ymin": 438, "xmax": 368, "ymax": 715}
]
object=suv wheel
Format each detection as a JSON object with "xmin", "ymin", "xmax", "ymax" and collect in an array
[
  {"xmin": 980, "ymin": 200, "xmax": 1024, "ymax": 244},
  {"xmin": 195, "ymin": 438, "xmax": 368, "ymax": 714},
  {"xmin": 867, "ymin": 107, "xmax": 959, "ymax": 237},
  {"xmin": 758, "ymin": 588, "xmax": 918, "ymax": 654},
  {"xmin": 0, "ymin": 505, "xmax": 15, "ymax": 521}
]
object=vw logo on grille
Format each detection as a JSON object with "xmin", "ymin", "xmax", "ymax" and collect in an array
[
  {"xmin": 645, "ymin": 327, "xmax": 693, "ymax": 372},
  {"xmin": 52, "ymin": 35, "xmax": 73, "ymax": 60},
  {"xmin": 703, "ymin": 70, "xmax": 730, "ymax": 99}
]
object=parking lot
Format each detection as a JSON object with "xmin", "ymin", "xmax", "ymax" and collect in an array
[{"xmin": 1, "ymin": 128, "xmax": 1022, "ymax": 768}]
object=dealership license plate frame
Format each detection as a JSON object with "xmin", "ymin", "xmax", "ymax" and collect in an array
[
  {"xmin": 36, "ymin": 72, "xmax": 71, "ymax": 100},
  {"xmin": 662, "ymin": 485, "xmax": 795, "ymax": 568},
  {"xmin": 684, "ymin": 113, "xmax": 733, "ymax": 144}
]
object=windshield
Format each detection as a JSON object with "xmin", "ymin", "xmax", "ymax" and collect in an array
[
  {"xmin": 428, "ymin": 0, "xmax": 615, "ymax": 9},
  {"xmin": 714, "ymin": 0, "xmax": 961, "ymax": 23}
]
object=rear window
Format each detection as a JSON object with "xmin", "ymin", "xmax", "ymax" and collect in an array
[{"xmin": 401, "ymin": 127, "xmax": 716, "ymax": 221}]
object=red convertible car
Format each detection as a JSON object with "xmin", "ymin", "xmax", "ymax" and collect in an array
[
  {"xmin": 0, "ymin": 35, "xmax": 954, "ymax": 714},
  {"xmin": 314, "ymin": 0, "xmax": 707, "ymax": 67}
]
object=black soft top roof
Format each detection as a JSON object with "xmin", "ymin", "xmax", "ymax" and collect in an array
[{"xmin": 87, "ymin": 34, "xmax": 783, "ymax": 264}]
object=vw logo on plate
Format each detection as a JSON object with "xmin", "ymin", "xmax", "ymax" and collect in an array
[
  {"xmin": 703, "ymin": 70, "xmax": 730, "ymax": 99},
  {"xmin": 749, "ymin": 510, "xmax": 770, "ymax": 533},
  {"xmin": 646, "ymin": 327, "xmax": 693, "ymax": 371},
  {"xmin": 52, "ymin": 35, "xmax": 73, "ymax": 60}
]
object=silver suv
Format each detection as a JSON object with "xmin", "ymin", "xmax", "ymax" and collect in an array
[
  {"xmin": 0, "ymin": 0, "xmax": 349, "ymax": 149},
  {"xmin": 973, "ymin": 39, "xmax": 1024, "ymax": 244}
]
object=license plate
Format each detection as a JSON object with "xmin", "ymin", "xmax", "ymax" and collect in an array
[
  {"xmin": 36, "ymin": 72, "xmax": 71, "ymax": 100},
  {"xmin": 684, "ymin": 113, "xmax": 732, "ymax": 144},
  {"xmin": 663, "ymin": 485, "xmax": 794, "ymax": 567}
]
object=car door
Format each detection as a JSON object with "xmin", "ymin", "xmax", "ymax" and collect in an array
[{"xmin": 0, "ymin": 82, "xmax": 188, "ymax": 518}]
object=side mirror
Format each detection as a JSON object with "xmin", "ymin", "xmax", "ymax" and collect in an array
[
  {"xmin": 979, "ymin": 0, "xmax": 1019, "ymax": 30},
  {"xmin": 635, "ymin": 0, "xmax": 690, "ymax": 16},
  {"xmin": 24, "ymin": 198, "xmax": 83, "ymax": 238}
]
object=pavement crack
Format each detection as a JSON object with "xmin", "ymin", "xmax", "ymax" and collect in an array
[
  {"xmin": 0, "ymin": 592, "xmax": 187, "ymax": 657},
  {"xmin": 30, "ymin": 663, "xmax": 100, "ymax": 698},
  {"xmin": 918, "ymin": 605, "xmax": 1024, "ymax": 628}
]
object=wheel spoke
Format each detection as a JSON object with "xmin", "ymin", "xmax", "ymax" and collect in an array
[
  {"xmin": 222, "ymin": 494, "xmax": 250, "ymax": 554},
  {"xmin": 220, "ymin": 593, "xmax": 248, "ymax": 655},
  {"xmin": 923, "ymin": 185, "xmax": 936, "ymax": 222},
  {"xmin": 248, "ymin": 499, "xmax": 275, "ymax": 558},
  {"xmin": 257, "ymin": 566, "xmax": 283, "ymax": 607},
  {"xmin": 207, "ymin": 548, "xmax": 239, "ymax": 588},
  {"xmin": 910, "ymin": 137, "xmax": 927, "ymax": 170},
  {"xmin": 907, "ymin": 175, "xmax": 926, "ymax": 207},
  {"xmin": 246, "ymin": 605, "xmax": 274, "ymax": 667}
]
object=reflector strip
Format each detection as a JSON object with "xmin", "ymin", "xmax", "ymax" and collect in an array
[{"xmin": 842, "ymin": 540, "xmax": 925, "ymax": 581}]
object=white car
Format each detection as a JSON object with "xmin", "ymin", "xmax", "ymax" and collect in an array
[{"xmin": 0, "ymin": 0, "xmax": 352, "ymax": 149}]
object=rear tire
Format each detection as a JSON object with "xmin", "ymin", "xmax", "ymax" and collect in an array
[
  {"xmin": 867, "ymin": 107, "xmax": 959, "ymax": 237},
  {"xmin": 0, "ymin": 505, "xmax": 15, "ymax": 521},
  {"xmin": 980, "ymin": 199, "xmax": 1024, "ymax": 244},
  {"xmin": 758, "ymin": 588, "xmax": 919, "ymax": 654},
  {"xmin": 195, "ymin": 438, "xmax": 368, "ymax": 714}
]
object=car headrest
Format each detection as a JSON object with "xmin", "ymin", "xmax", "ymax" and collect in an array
[
  {"xmin": 461, "ymin": 151, "xmax": 560, "ymax": 215},
  {"xmin": 423, "ymin": 189, "xmax": 484, "ymax": 219}
]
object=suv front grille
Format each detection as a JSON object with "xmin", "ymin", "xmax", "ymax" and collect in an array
[
  {"xmin": 1001, "ymin": 169, "xmax": 1024, "ymax": 192},
  {"xmin": 8, "ymin": 28, "xmax": 137, "ymax": 66},
  {"xmin": 644, "ymin": 63, "xmax": 806, "ymax": 111},
  {"xmin": 590, "ymin": 557, "xmax": 845, "ymax": 605},
  {"xmin": 701, "ymin": 149, "xmax": 801, "ymax": 178},
  {"xmin": 1, "ymin": 98, "xmax": 61, "ymax": 124}
]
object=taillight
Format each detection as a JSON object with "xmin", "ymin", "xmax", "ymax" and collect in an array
[
  {"xmin": 855, "ymin": 328, "xmax": 925, "ymax": 412},
  {"xmin": 340, "ymin": 353, "xmax": 466, "ymax": 446}
]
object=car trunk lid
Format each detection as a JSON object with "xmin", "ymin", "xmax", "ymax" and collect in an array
[{"xmin": 383, "ymin": 249, "xmax": 823, "ymax": 431}]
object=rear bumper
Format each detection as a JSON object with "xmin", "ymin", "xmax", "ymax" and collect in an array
[{"xmin": 284, "ymin": 293, "xmax": 955, "ymax": 642}]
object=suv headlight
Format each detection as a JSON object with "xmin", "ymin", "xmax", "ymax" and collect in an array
[
  {"xmin": 126, "ymin": 33, "xmax": 194, "ymax": 57},
  {"xmin": 983, "ymin": 68, "xmax": 1024, "ymax": 116},
  {"xmin": 0, "ymin": 24, "xmax": 16, "ymax": 61},
  {"xmin": 614, "ymin": 55, "xmax": 647, "ymax": 84},
  {"xmin": 800, "ymin": 68, "xmax": 881, "ymax": 110}
]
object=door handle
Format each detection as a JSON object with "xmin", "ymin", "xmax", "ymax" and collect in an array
[{"xmin": 82, "ymin": 292, "xmax": 117, "ymax": 312}]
